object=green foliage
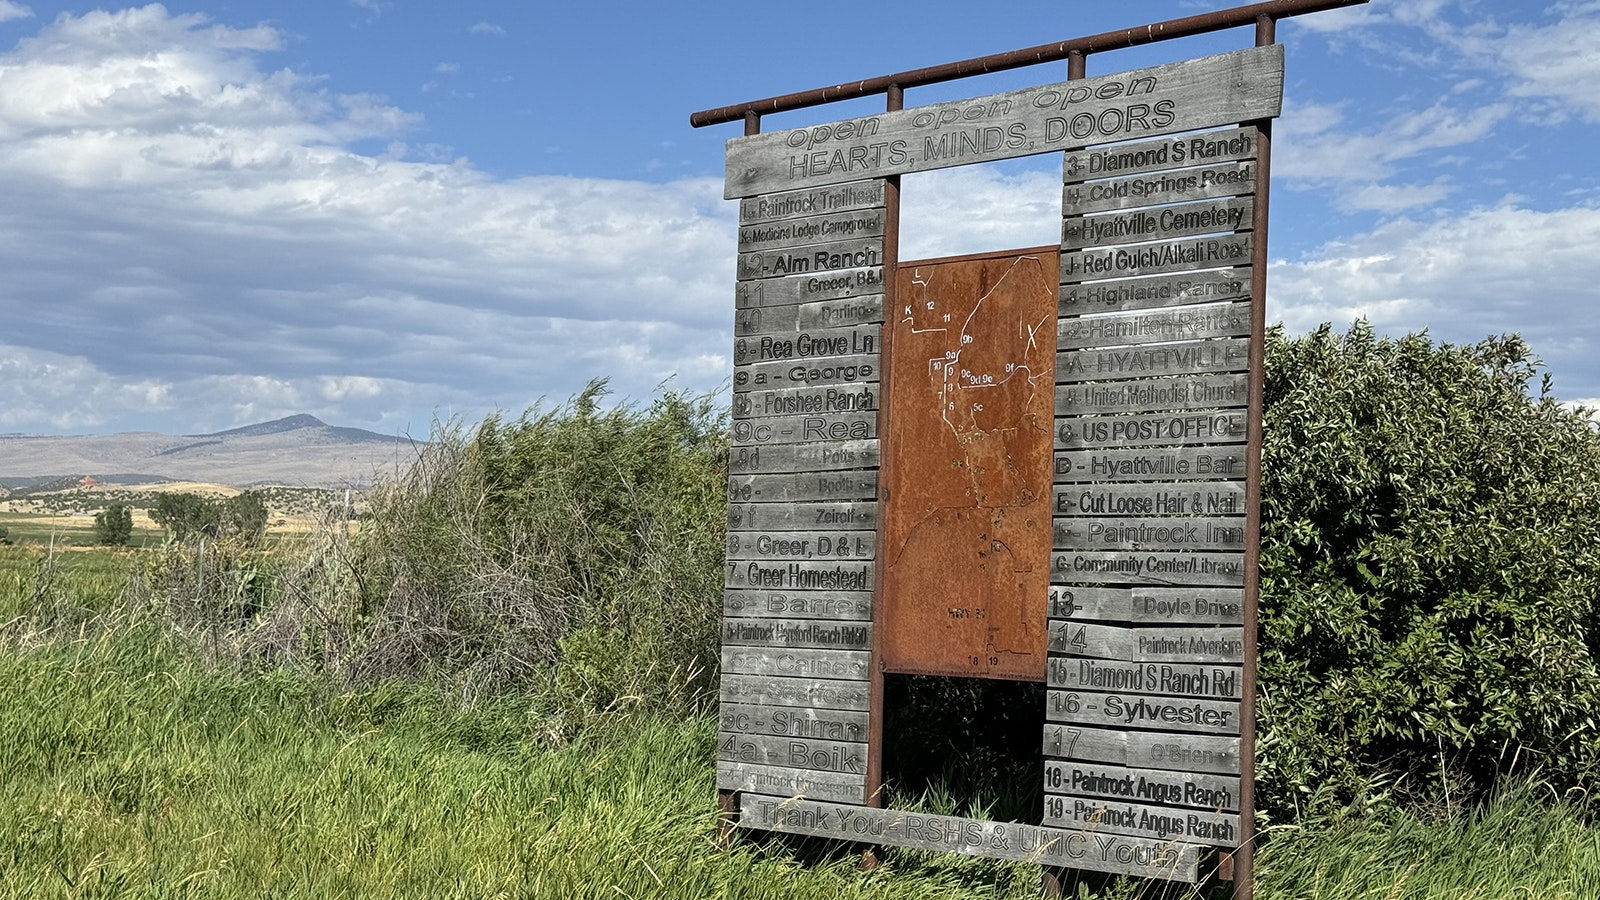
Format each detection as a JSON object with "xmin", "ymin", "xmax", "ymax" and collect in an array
[
  {"xmin": 93, "ymin": 503, "xmax": 133, "ymax": 546},
  {"xmin": 149, "ymin": 492, "xmax": 267, "ymax": 543},
  {"xmin": 0, "ymin": 522, "xmax": 9, "ymax": 545},
  {"xmin": 1258, "ymin": 323, "xmax": 1600, "ymax": 820}
]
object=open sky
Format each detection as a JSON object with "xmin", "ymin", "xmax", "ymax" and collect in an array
[{"xmin": 1, "ymin": 0, "xmax": 1597, "ymax": 436}]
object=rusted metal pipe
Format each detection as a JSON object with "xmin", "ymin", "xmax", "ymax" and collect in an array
[{"xmin": 690, "ymin": 0, "xmax": 1366, "ymax": 127}]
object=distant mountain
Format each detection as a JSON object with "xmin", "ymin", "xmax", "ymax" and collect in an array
[{"xmin": 0, "ymin": 415, "xmax": 420, "ymax": 489}]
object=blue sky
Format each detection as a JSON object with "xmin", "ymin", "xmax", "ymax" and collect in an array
[{"xmin": 1, "ymin": 0, "xmax": 1597, "ymax": 436}]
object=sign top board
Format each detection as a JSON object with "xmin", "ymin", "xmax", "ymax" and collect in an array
[{"xmin": 724, "ymin": 44, "xmax": 1284, "ymax": 199}]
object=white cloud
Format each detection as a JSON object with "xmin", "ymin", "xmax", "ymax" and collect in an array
[
  {"xmin": 435, "ymin": 62, "xmax": 459, "ymax": 75},
  {"xmin": 468, "ymin": 21, "xmax": 504, "ymax": 36},
  {"xmin": 0, "ymin": 1, "xmax": 32, "ymax": 24},
  {"xmin": 1494, "ymin": 10, "xmax": 1600, "ymax": 122}
]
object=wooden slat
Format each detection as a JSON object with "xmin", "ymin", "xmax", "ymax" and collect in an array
[
  {"xmin": 1053, "ymin": 446, "xmax": 1246, "ymax": 482},
  {"xmin": 1063, "ymin": 128, "xmax": 1258, "ymax": 184},
  {"xmin": 736, "ymin": 268, "xmax": 886, "ymax": 309},
  {"xmin": 729, "ymin": 440, "xmax": 880, "ymax": 475},
  {"xmin": 719, "ymin": 701, "xmax": 871, "ymax": 743},
  {"xmin": 1050, "ymin": 550, "xmax": 1245, "ymax": 586},
  {"xmin": 732, "ymin": 325, "xmax": 880, "ymax": 365},
  {"xmin": 1061, "ymin": 233, "xmax": 1251, "ymax": 282},
  {"xmin": 1055, "ymin": 373, "xmax": 1248, "ymax": 416},
  {"xmin": 1063, "ymin": 160, "xmax": 1256, "ymax": 215},
  {"xmin": 738, "ymin": 794, "xmax": 1203, "ymax": 881},
  {"xmin": 730, "ymin": 411, "xmax": 878, "ymax": 447},
  {"xmin": 726, "ymin": 531, "xmax": 876, "ymax": 562},
  {"xmin": 1043, "ymin": 760, "xmax": 1240, "ymax": 812},
  {"xmin": 1057, "ymin": 338, "xmax": 1249, "ymax": 383},
  {"xmin": 1055, "ymin": 410, "xmax": 1248, "ymax": 450},
  {"xmin": 1058, "ymin": 269, "xmax": 1249, "ymax": 316},
  {"xmin": 734, "ymin": 294, "xmax": 886, "ymax": 337},
  {"xmin": 739, "ymin": 180, "xmax": 887, "ymax": 225},
  {"xmin": 717, "ymin": 763, "xmax": 868, "ymax": 804},
  {"xmin": 1053, "ymin": 516, "xmax": 1246, "ymax": 551},
  {"xmin": 724, "ymin": 589, "xmax": 873, "ymax": 621},
  {"xmin": 1047, "ymin": 689, "xmax": 1241, "ymax": 735},
  {"xmin": 729, "ymin": 471, "xmax": 879, "ymax": 503},
  {"xmin": 1057, "ymin": 301, "xmax": 1252, "ymax": 349},
  {"xmin": 1043, "ymin": 723, "xmax": 1241, "ymax": 775},
  {"xmin": 1047, "ymin": 585, "xmax": 1244, "ymax": 625},
  {"xmin": 1042, "ymin": 792, "xmax": 1239, "ymax": 848},
  {"xmin": 726, "ymin": 560, "xmax": 874, "ymax": 593},
  {"xmin": 721, "ymin": 647, "xmax": 871, "ymax": 681},
  {"xmin": 1048, "ymin": 656, "xmax": 1243, "ymax": 700},
  {"xmin": 1047, "ymin": 622, "xmax": 1244, "ymax": 663},
  {"xmin": 1053, "ymin": 482, "xmax": 1245, "ymax": 517},
  {"xmin": 724, "ymin": 44, "xmax": 1284, "ymax": 198},
  {"xmin": 718, "ymin": 731, "xmax": 868, "ymax": 775},
  {"xmin": 720, "ymin": 672, "xmax": 871, "ymax": 709},
  {"xmin": 727, "ymin": 501, "xmax": 877, "ymax": 532},
  {"xmin": 733, "ymin": 384, "xmax": 880, "ymax": 420},
  {"xmin": 734, "ymin": 353, "xmax": 880, "ymax": 394},
  {"xmin": 722, "ymin": 617, "xmax": 872, "ymax": 651},
  {"xmin": 739, "ymin": 208, "xmax": 886, "ymax": 253},
  {"xmin": 738, "ymin": 238, "xmax": 886, "ymax": 281},
  {"xmin": 1062, "ymin": 198, "xmax": 1254, "ymax": 251}
]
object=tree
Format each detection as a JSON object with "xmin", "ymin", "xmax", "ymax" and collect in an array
[
  {"xmin": 93, "ymin": 503, "xmax": 133, "ymax": 546},
  {"xmin": 1257, "ymin": 322, "xmax": 1600, "ymax": 819},
  {"xmin": 150, "ymin": 492, "xmax": 220, "ymax": 541},
  {"xmin": 224, "ymin": 492, "xmax": 269, "ymax": 543}
]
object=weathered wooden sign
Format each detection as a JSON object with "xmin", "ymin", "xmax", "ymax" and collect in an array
[{"xmin": 706, "ymin": 10, "xmax": 1296, "ymax": 888}]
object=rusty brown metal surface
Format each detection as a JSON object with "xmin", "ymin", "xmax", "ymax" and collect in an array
[
  {"xmin": 690, "ymin": 0, "xmax": 1367, "ymax": 127},
  {"xmin": 879, "ymin": 248, "xmax": 1059, "ymax": 682}
]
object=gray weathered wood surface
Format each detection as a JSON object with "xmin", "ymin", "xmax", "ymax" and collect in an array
[
  {"xmin": 1053, "ymin": 515, "xmax": 1246, "ymax": 551},
  {"xmin": 1043, "ymin": 760, "xmax": 1240, "ymax": 812},
  {"xmin": 739, "ymin": 180, "xmax": 887, "ymax": 225},
  {"xmin": 717, "ymin": 762, "xmax": 868, "ymax": 804},
  {"xmin": 728, "ymin": 471, "xmax": 879, "ymax": 503},
  {"xmin": 1054, "ymin": 373, "xmax": 1248, "ymax": 416},
  {"xmin": 733, "ymin": 384, "xmax": 880, "ymax": 420},
  {"xmin": 738, "ymin": 238, "xmax": 886, "ymax": 282},
  {"xmin": 734, "ymin": 295, "xmax": 886, "ymax": 337},
  {"xmin": 724, "ymin": 45, "xmax": 1284, "ymax": 198},
  {"xmin": 1042, "ymin": 792, "xmax": 1239, "ymax": 848},
  {"xmin": 1047, "ymin": 621, "xmax": 1245, "ymax": 663},
  {"xmin": 720, "ymin": 672, "xmax": 871, "ymax": 709},
  {"xmin": 1047, "ymin": 585, "xmax": 1245, "ymax": 625},
  {"xmin": 1056, "ymin": 410, "xmax": 1248, "ymax": 450},
  {"xmin": 733, "ymin": 325, "xmax": 880, "ymax": 366},
  {"xmin": 1047, "ymin": 689, "xmax": 1241, "ymax": 736},
  {"xmin": 1051, "ymin": 550, "xmax": 1245, "ymax": 587},
  {"xmin": 738, "ymin": 794, "xmax": 1203, "ymax": 881},
  {"xmin": 727, "ymin": 501, "xmax": 877, "ymax": 532},
  {"xmin": 718, "ymin": 731, "xmax": 869, "ymax": 775},
  {"xmin": 729, "ymin": 440, "xmax": 880, "ymax": 475},
  {"xmin": 739, "ymin": 208, "xmax": 886, "ymax": 253},
  {"xmin": 1063, "ymin": 127, "xmax": 1258, "ymax": 184},
  {"xmin": 1062, "ymin": 198, "xmax": 1254, "ymax": 251},
  {"xmin": 719, "ymin": 701, "xmax": 871, "ymax": 742},
  {"xmin": 734, "ymin": 354, "xmax": 880, "ymax": 394},
  {"xmin": 1043, "ymin": 723, "xmax": 1242, "ymax": 775},
  {"xmin": 1053, "ymin": 446, "xmax": 1247, "ymax": 483},
  {"xmin": 1059, "ymin": 269, "xmax": 1249, "ymax": 316},
  {"xmin": 1061, "ymin": 233, "xmax": 1251, "ymax": 282},
  {"xmin": 721, "ymin": 646, "xmax": 871, "ymax": 681},
  {"xmin": 724, "ymin": 589, "xmax": 874, "ymax": 621},
  {"xmin": 736, "ymin": 268, "xmax": 887, "ymax": 309},
  {"xmin": 1052, "ymin": 482, "xmax": 1245, "ymax": 517},
  {"xmin": 1063, "ymin": 161, "xmax": 1256, "ymax": 215},
  {"xmin": 1048, "ymin": 657, "xmax": 1243, "ymax": 700},
  {"xmin": 726, "ymin": 559, "xmax": 875, "ymax": 592},
  {"xmin": 726, "ymin": 531, "xmax": 877, "ymax": 562},
  {"xmin": 722, "ymin": 616, "xmax": 873, "ymax": 651},
  {"xmin": 1057, "ymin": 338, "xmax": 1249, "ymax": 383},
  {"xmin": 1057, "ymin": 301, "xmax": 1251, "ymax": 350},
  {"xmin": 729, "ymin": 411, "xmax": 879, "ymax": 447}
]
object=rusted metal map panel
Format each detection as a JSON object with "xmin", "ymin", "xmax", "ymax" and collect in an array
[{"xmin": 880, "ymin": 250, "xmax": 1060, "ymax": 681}]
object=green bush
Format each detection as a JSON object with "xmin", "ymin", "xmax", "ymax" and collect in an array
[
  {"xmin": 1257, "ymin": 323, "xmax": 1600, "ymax": 821},
  {"xmin": 93, "ymin": 503, "xmax": 133, "ymax": 546}
]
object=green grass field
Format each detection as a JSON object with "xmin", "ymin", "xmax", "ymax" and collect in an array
[{"xmin": 2, "ymin": 550, "xmax": 1598, "ymax": 898}]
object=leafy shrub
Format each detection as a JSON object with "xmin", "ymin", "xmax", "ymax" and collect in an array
[
  {"xmin": 1257, "ymin": 323, "xmax": 1600, "ymax": 821},
  {"xmin": 93, "ymin": 503, "xmax": 133, "ymax": 546}
]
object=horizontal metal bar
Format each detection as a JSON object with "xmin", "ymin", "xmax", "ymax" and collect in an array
[{"xmin": 690, "ymin": 0, "xmax": 1366, "ymax": 128}]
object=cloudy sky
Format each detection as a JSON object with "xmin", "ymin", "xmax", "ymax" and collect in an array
[{"xmin": 0, "ymin": 0, "xmax": 1596, "ymax": 436}]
